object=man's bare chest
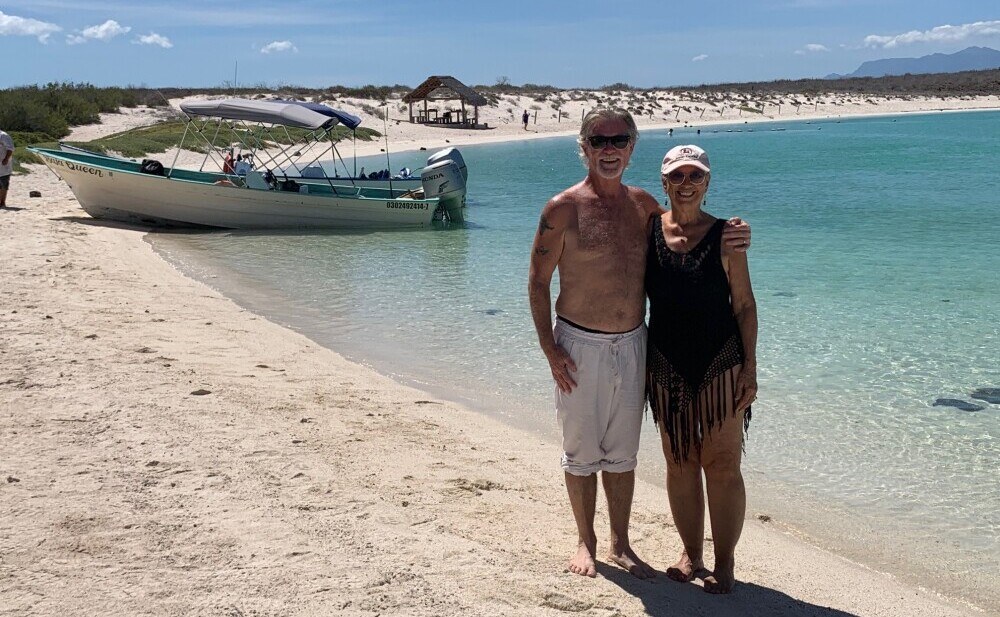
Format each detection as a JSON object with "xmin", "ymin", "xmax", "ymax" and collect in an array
[{"xmin": 573, "ymin": 207, "xmax": 646, "ymax": 259}]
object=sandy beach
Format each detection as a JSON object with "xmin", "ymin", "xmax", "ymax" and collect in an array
[
  {"xmin": 321, "ymin": 91, "xmax": 1000, "ymax": 158},
  {"xmin": 2, "ymin": 103, "xmax": 997, "ymax": 616}
]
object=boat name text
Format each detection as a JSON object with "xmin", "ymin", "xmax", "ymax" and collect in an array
[{"xmin": 49, "ymin": 158, "xmax": 104, "ymax": 177}]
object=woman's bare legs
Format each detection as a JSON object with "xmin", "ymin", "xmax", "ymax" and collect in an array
[
  {"xmin": 700, "ymin": 365, "xmax": 746, "ymax": 594},
  {"xmin": 660, "ymin": 426, "xmax": 706, "ymax": 582}
]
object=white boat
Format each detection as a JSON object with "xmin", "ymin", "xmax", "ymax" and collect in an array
[
  {"xmin": 59, "ymin": 140, "xmax": 467, "ymax": 200},
  {"xmin": 34, "ymin": 99, "xmax": 467, "ymax": 229}
]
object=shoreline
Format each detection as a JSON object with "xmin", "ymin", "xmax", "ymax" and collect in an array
[{"xmin": 3, "ymin": 166, "xmax": 986, "ymax": 616}]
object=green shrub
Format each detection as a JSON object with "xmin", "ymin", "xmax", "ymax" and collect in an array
[
  {"xmin": 0, "ymin": 83, "xmax": 146, "ymax": 137},
  {"xmin": 11, "ymin": 145, "xmax": 45, "ymax": 173},
  {"xmin": 7, "ymin": 131, "xmax": 58, "ymax": 146}
]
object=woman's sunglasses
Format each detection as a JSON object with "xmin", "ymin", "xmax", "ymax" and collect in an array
[
  {"xmin": 587, "ymin": 134, "xmax": 631, "ymax": 149},
  {"xmin": 666, "ymin": 169, "xmax": 707, "ymax": 185}
]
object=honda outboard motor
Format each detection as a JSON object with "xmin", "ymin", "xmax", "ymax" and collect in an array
[
  {"xmin": 426, "ymin": 147, "xmax": 467, "ymax": 183},
  {"xmin": 421, "ymin": 159, "xmax": 466, "ymax": 223}
]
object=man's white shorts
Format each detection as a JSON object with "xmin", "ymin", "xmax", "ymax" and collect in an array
[{"xmin": 554, "ymin": 318, "xmax": 647, "ymax": 476}]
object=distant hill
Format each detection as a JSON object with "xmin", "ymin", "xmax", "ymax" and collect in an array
[{"xmin": 827, "ymin": 46, "xmax": 1000, "ymax": 79}]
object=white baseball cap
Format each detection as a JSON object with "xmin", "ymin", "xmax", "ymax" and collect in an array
[{"xmin": 661, "ymin": 145, "xmax": 710, "ymax": 175}]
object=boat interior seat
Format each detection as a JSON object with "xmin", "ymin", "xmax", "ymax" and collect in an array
[{"xmin": 245, "ymin": 170, "xmax": 271, "ymax": 190}]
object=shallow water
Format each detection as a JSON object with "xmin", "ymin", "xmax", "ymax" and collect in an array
[{"xmin": 151, "ymin": 110, "xmax": 1000, "ymax": 609}]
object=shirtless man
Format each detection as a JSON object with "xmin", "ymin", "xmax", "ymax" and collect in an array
[{"xmin": 528, "ymin": 109, "xmax": 749, "ymax": 579}]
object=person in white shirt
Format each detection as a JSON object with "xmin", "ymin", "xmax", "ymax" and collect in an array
[{"xmin": 234, "ymin": 154, "xmax": 252, "ymax": 176}]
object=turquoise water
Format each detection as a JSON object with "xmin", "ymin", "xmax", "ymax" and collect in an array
[{"xmin": 151, "ymin": 111, "xmax": 1000, "ymax": 609}]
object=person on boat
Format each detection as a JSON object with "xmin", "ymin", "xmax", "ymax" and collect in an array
[
  {"xmin": 647, "ymin": 144, "xmax": 757, "ymax": 594},
  {"xmin": 0, "ymin": 129, "xmax": 13, "ymax": 208},
  {"xmin": 223, "ymin": 150, "xmax": 235, "ymax": 175},
  {"xmin": 234, "ymin": 155, "xmax": 252, "ymax": 176},
  {"xmin": 528, "ymin": 109, "xmax": 752, "ymax": 580}
]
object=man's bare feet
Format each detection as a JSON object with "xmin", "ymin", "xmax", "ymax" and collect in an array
[
  {"xmin": 665, "ymin": 550, "xmax": 705, "ymax": 582},
  {"xmin": 608, "ymin": 542, "xmax": 657, "ymax": 579},
  {"xmin": 703, "ymin": 559, "xmax": 735, "ymax": 593},
  {"xmin": 568, "ymin": 541, "xmax": 598, "ymax": 577}
]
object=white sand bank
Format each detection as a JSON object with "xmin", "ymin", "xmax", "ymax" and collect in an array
[
  {"xmin": 2, "ymin": 162, "xmax": 992, "ymax": 613},
  {"xmin": 314, "ymin": 92, "xmax": 1000, "ymax": 158}
]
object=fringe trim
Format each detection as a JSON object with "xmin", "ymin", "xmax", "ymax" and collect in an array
[{"xmin": 646, "ymin": 336, "xmax": 751, "ymax": 464}]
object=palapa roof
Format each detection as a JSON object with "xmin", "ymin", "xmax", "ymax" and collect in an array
[{"xmin": 403, "ymin": 76, "xmax": 488, "ymax": 107}]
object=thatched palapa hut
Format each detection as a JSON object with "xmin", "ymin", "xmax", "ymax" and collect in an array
[{"xmin": 403, "ymin": 76, "xmax": 488, "ymax": 128}]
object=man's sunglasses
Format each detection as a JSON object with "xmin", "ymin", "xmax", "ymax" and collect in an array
[
  {"xmin": 587, "ymin": 134, "xmax": 631, "ymax": 149},
  {"xmin": 666, "ymin": 169, "xmax": 707, "ymax": 185}
]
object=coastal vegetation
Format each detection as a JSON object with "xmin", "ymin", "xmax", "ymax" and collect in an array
[
  {"xmin": 685, "ymin": 68, "xmax": 1000, "ymax": 97},
  {"xmin": 1, "ymin": 83, "xmax": 381, "ymax": 171},
  {"xmin": 0, "ymin": 83, "xmax": 160, "ymax": 171}
]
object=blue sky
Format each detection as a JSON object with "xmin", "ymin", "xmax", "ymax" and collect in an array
[{"xmin": 1, "ymin": 0, "xmax": 998, "ymax": 88}]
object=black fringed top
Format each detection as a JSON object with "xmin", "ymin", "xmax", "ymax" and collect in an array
[{"xmin": 645, "ymin": 217, "xmax": 750, "ymax": 463}]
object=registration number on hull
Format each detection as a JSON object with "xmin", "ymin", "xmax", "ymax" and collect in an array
[{"xmin": 386, "ymin": 201, "xmax": 428, "ymax": 210}]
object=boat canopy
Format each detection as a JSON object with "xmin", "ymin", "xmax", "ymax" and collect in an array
[
  {"xmin": 180, "ymin": 99, "xmax": 340, "ymax": 130},
  {"xmin": 272, "ymin": 100, "xmax": 362, "ymax": 130}
]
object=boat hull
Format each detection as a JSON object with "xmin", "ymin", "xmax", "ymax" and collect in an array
[
  {"xmin": 36, "ymin": 149, "xmax": 441, "ymax": 229},
  {"xmin": 57, "ymin": 142, "xmax": 466, "ymax": 223}
]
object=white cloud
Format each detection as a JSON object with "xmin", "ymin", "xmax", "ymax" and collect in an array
[
  {"xmin": 795, "ymin": 43, "xmax": 830, "ymax": 54},
  {"xmin": 260, "ymin": 40, "xmax": 297, "ymax": 54},
  {"xmin": 80, "ymin": 19, "xmax": 130, "ymax": 41},
  {"xmin": 692, "ymin": 54, "xmax": 708, "ymax": 62},
  {"xmin": 134, "ymin": 32, "xmax": 172, "ymax": 48},
  {"xmin": 66, "ymin": 34, "xmax": 86, "ymax": 45},
  {"xmin": 0, "ymin": 10, "xmax": 61, "ymax": 43},
  {"xmin": 864, "ymin": 20, "xmax": 1000, "ymax": 49}
]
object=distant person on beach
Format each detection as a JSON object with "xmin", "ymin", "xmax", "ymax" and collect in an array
[
  {"xmin": 647, "ymin": 144, "xmax": 757, "ymax": 593},
  {"xmin": 528, "ymin": 109, "xmax": 751, "ymax": 579},
  {"xmin": 0, "ymin": 129, "xmax": 14, "ymax": 208},
  {"xmin": 522, "ymin": 110, "xmax": 530, "ymax": 130}
]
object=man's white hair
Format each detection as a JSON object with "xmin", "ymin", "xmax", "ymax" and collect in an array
[{"xmin": 577, "ymin": 108, "xmax": 638, "ymax": 167}]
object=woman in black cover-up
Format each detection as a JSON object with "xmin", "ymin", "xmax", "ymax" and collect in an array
[{"xmin": 646, "ymin": 145, "xmax": 758, "ymax": 594}]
